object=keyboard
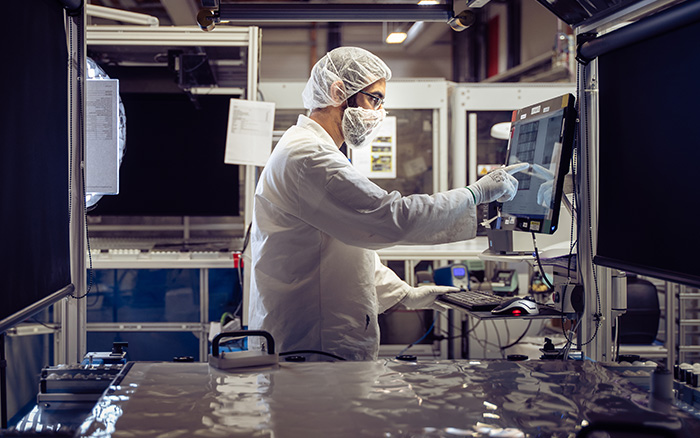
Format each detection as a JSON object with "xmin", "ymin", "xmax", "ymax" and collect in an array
[{"xmin": 438, "ymin": 290, "xmax": 507, "ymax": 312}]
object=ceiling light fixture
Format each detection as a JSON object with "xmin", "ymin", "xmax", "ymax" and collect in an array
[{"xmin": 386, "ymin": 30, "xmax": 408, "ymax": 44}]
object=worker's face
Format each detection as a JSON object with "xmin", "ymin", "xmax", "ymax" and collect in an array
[{"xmin": 340, "ymin": 79, "xmax": 387, "ymax": 150}]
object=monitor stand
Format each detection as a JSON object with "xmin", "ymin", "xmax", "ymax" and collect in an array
[{"xmin": 485, "ymin": 229, "xmax": 534, "ymax": 256}]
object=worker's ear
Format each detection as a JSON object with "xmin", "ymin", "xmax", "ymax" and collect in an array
[{"xmin": 329, "ymin": 80, "xmax": 346, "ymax": 105}]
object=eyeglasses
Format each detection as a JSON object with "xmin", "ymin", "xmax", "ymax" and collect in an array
[{"xmin": 357, "ymin": 90, "xmax": 385, "ymax": 110}]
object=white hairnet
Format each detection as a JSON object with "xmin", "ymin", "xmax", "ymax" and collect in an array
[{"xmin": 302, "ymin": 46, "xmax": 392, "ymax": 110}]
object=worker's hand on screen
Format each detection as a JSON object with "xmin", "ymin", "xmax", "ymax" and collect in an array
[
  {"xmin": 537, "ymin": 180, "xmax": 554, "ymax": 208},
  {"xmin": 400, "ymin": 285, "xmax": 461, "ymax": 311},
  {"xmin": 467, "ymin": 162, "xmax": 527, "ymax": 204},
  {"xmin": 531, "ymin": 164, "xmax": 555, "ymax": 208}
]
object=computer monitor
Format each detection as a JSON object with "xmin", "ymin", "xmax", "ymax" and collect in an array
[
  {"xmin": 500, "ymin": 94, "xmax": 577, "ymax": 234},
  {"xmin": 593, "ymin": 5, "xmax": 700, "ymax": 288}
]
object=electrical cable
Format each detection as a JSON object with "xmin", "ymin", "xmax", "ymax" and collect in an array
[
  {"xmin": 560, "ymin": 318, "xmax": 582, "ymax": 360},
  {"xmin": 491, "ymin": 320, "xmax": 504, "ymax": 358},
  {"xmin": 500, "ymin": 320, "xmax": 533, "ymax": 351},
  {"xmin": 396, "ymin": 319, "xmax": 436, "ymax": 357},
  {"xmin": 232, "ymin": 222, "xmax": 252, "ymax": 318},
  {"xmin": 28, "ymin": 318, "xmax": 60, "ymax": 331},
  {"xmin": 70, "ymin": 13, "xmax": 93, "ymax": 300},
  {"xmin": 531, "ymin": 232, "xmax": 554, "ymax": 290}
]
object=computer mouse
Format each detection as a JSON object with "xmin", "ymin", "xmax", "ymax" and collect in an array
[{"xmin": 491, "ymin": 296, "xmax": 539, "ymax": 316}]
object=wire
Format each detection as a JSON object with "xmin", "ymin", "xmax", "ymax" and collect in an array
[
  {"xmin": 531, "ymin": 232, "xmax": 554, "ymax": 290},
  {"xmin": 28, "ymin": 318, "xmax": 60, "ymax": 331},
  {"xmin": 500, "ymin": 320, "xmax": 533, "ymax": 350},
  {"xmin": 561, "ymin": 318, "xmax": 582, "ymax": 360},
  {"xmin": 232, "ymin": 222, "xmax": 253, "ymax": 318},
  {"xmin": 396, "ymin": 319, "xmax": 436, "ymax": 357},
  {"xmin": 280, "ymin": 350, "xmax": 347, "ymax": 361},
  {"xmin": 491, "ymin": 320, "xmax": 504, "ymax": 358},
  {"xmin": 71, "ymin": 14, "xmax": 93, "ymax": 300}
]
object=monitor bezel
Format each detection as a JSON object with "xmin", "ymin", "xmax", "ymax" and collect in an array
[{"xmin": 499, "ymin": 93, "xmax": 577, "ymax": 235}]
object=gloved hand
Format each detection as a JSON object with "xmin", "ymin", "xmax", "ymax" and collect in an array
[
  {"xmin": 532, "ymin": 163, "xmax": 555, "ymax": 208},
  {"xmin": 400, "ymin": 285, "xmax": 461, "ymax": 310},
  {"xmin": 537, "ymin": 180, "xmax": 553, "ymax": 208},
  {"xmin": 467, "ymin": 163, "xmax": 528, "ymax": 204}
]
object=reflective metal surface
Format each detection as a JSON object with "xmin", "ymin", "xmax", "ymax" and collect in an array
[{"xmin": 78, "ymin": 359, "xmax": 700, "ymax": 437}]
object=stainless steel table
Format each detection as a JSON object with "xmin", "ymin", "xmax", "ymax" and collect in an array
[{"xmin": 74, "ymin": 359, "xmax": 700, "ymax": 437}]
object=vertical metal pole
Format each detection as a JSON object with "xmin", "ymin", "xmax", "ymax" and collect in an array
[
  {"xmin": 451, "ymin": 89, "xmax": 467, "ymax": 188},
  {"xmin": 242, "ymin": 27, "xmax": 260, "ymax": 327},
  {"xmin": 678, "ymin": 284, "xmax": 686, "ymax": 364},
  {"xmin": 437, "ymin": 103, "xmax": 449, "ymax": 192},
  {"xmin": 200, "ymin": 268, "xmax": 209, "ymax": 361},
  {"xmin": 578, "ymin": 56, "xmax": 604, "ymax": 361},
  {"xmin": 62, "ymin": 8, "xmax": 88, "ymax": 365},
  {"xmin": 666, "ymin": 282, "xmax": 676, "ymax": 367},
  {"xmin": 468, "ymin": 113, "xmax": 478, "ymax": 186},
  {"xmin": 1, "ymin": 333, "xmax": 7, "ymax": 429}
]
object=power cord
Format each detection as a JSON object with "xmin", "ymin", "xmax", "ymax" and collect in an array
[{"xmin": 70, "ymin": 13, "xmax": 93, "ymax": 300}]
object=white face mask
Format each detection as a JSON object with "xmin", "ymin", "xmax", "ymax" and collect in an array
[{"xmin": 341, "ymin": 107, "xmax": 386, "ymax": 150}]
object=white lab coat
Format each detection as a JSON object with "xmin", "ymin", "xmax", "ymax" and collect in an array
[{"xmin": 248, "ymin": 115, "xmax": 478, "ymax": 360}]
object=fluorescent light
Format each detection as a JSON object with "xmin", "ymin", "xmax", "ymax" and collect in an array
[
  {"xmin": 418, "ymin": 0, "xmax": 440, "ymax": 5},
  {"xmin": 386, "ymin": 31, "xmax": 408, "ymax": 44},
  {"xmin": 466, "ymin": 0, "xmax": 492, "ymax": 7}
]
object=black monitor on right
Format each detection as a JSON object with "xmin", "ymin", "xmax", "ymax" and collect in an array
[
  {"xmin": 593, "ymin": 5, "xmax": 700, "ymax": 288},
  {"xmin": 499, "ymin": 93, "xmax": 577, "ymax": 235}
]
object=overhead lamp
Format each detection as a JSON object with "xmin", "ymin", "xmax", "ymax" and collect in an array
[
  {"xmin": 386, "ymin": 30, "xmax": 408, "ymax": 44},
  {"xmin": 466, "ymin": 0, "xmax": 492, "ymax": 7},
  {"xmin": 417, "ymin": 0, "xmax": 440, "ymax": 5}
]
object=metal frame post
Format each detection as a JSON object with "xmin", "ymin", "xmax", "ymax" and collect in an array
[{"xmin": 60, "ymin": 6, "xmax": 88, "ymax": 365}]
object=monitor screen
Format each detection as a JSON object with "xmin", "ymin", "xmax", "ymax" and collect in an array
[
  {"xmin": 1, "ymin": 0, "xmax": 72, "ymax": 330},
  {"xmin": 499, "ymin": 94, "xmax": 577, "ymax": 234},
  {"xmin": 594, "ymin": 10, "xmax": 700, "ymax": 287}
]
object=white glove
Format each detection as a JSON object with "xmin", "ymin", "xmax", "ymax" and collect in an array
[
  {"xmin": 532, "ymin": 163, "xmax": 555, "ymax": 208},
  {"xmin": 537, "ymin": 180, "xmax": 553, "ymax": 208},
  {"xmin": 400, "ymin": 285, "xmax": 461, "ymax": 310},
  {"xmin": 467, "ymin": 163, "xmax": 528, "ymax": 204}
]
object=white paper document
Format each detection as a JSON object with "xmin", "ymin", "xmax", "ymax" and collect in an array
[
  {"xmin": 224, "ymin": 99, "xmax": 276, "ymax": 167},
  {"xmin": 86, "ymin": 79, "xmax": 119, "ymax": 194}
]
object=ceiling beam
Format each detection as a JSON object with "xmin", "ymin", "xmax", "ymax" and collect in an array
[{"xmin": 215, "ymin": 3, "xmax": 454, "ymax": 22}]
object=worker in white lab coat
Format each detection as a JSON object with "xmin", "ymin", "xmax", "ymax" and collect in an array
[{"xmin": 248, "ymin": 47, "xmax": 524, "ymax": 360}]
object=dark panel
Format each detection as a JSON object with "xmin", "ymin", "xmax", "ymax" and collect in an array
[
  {"xmin": 595, "ymin": 13, "xmax": 700, "ymax": 287},
  {"xmin": 0, "ymin": 0, "xmax": 71, "ymax": 324},
  {"xmin": 89, "ymin": 93, "xmax": 239, "ymax": 216}
]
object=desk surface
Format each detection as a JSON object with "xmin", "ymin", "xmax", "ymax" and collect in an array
[
  {"xmin": 377, "ymin": 237, "xmax": 490, "ymax": 260},
  {"xmin": 76, "ymin": 359, "xmax": 700, "ymax": 438}
]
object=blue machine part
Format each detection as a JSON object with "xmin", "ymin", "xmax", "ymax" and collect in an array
[{"xmin": 433, "ymin": 264, "xmax": 470, "ymax": 290}]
